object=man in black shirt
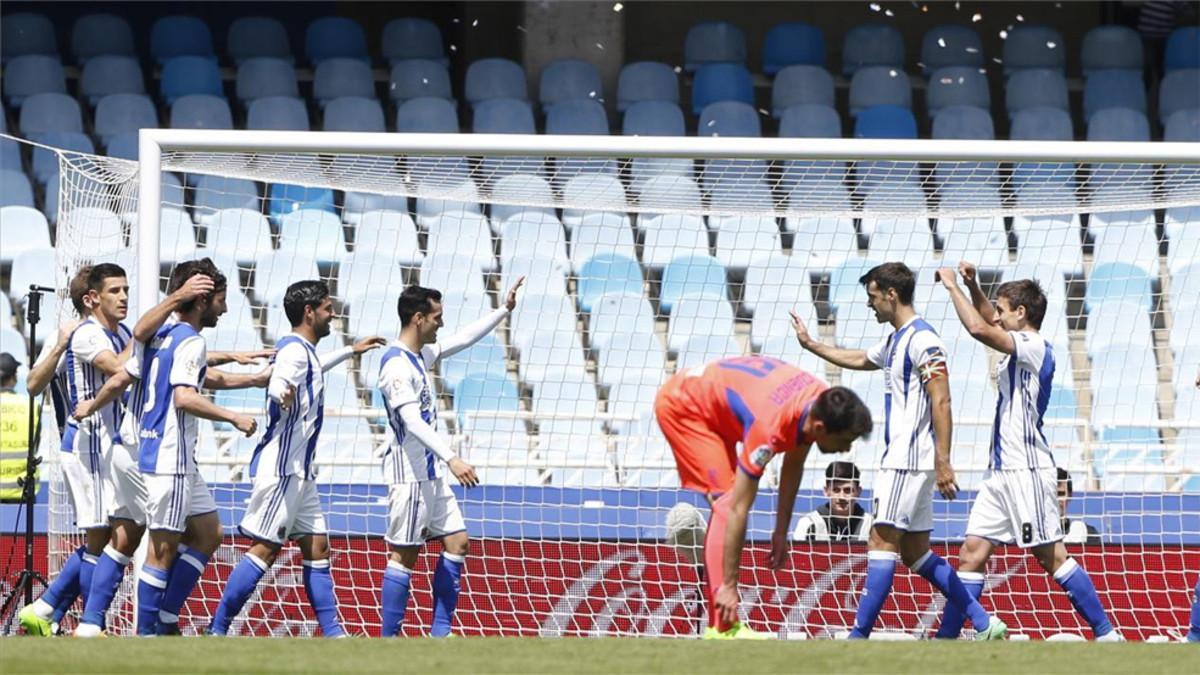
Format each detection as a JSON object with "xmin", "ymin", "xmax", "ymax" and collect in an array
[{"xmin": 793, "ymin": 461, "xmax": 872, "ymax": 542}]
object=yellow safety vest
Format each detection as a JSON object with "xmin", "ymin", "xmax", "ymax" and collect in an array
[{"xmin": 0, "ymin": 390, "xmax": 37, "ymax": 501}]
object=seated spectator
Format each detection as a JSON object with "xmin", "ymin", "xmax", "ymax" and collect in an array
[
  {"xmin": 793, "ymin": 461, "xmax": 872, "ymax": 542},
  {"xmin": 1058, "ymin": 467, "xmax": 1101, "ymax": 545}
]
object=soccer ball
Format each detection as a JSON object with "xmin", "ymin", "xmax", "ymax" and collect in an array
[{"xmin": 665, "ymin": 502, "xmax": 708, "ymax": 564}]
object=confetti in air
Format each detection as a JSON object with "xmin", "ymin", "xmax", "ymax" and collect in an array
[
  {"xmin": 1017, "ymin": 14, "xmax": 1025, "ymax": 22},
  {"xmin": 1046, "ymin": 41, "xmax": 1057, "ymax": 49},
  {"xmin": 869, "ymin": 3, "xmax": 881, "ymax": 12},
  {"xmin": 972, "ymin": 13, "xmax": 983, "ymax": 22},
  {"xmin": 612, "ymin": 2, "xmax": 624, "ymax": 11},
  {"xmin": 885, "ymin": 9, "xmax": 894, "ymax": 16},
  {"xmin": 595, "ymin": 42, "xmax": 605, "ymax": 50},
  {"xmin": 937, "ymin": 37, "xmax": 946, "ymax": 48},
  {"xmin": 999, "ymin": 30, "xmax": 1008, "ymax": 39},
  {"xmin": 472, "ymin": 19, "xmax": 479, "ymax": 27}
]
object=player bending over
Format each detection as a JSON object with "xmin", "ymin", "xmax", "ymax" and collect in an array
[
  {"xmin": 933, "ymin": 262, "xmax": 1123, "ymax": 641},
  {"xmin": 209, "ymin": 280, "xmax": 384, "ymax": 637},
  {"xmin": 794, "ymin": 261, "xmax": 1007, "ymax": 640},
  {"xmin": 378, "ymin": 281, "xmax": 522, "ymax": 638}
]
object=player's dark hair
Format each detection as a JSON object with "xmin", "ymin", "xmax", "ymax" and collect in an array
[
  {"xmin": 167, "ymin": 258, "xmax": 227, "ymax": 314},
  {"xmin": 1057, "ymin": 467, "xmax": 1073, "ymax": 495},
  {"xmin": 825, "ymin": 460, "xmax": 861, "ymax": 484},
  {"xmin": 996, "ymin": 279, "xmax": 1047, "ymax": 329},
  {"xmin": 812, "ymin": 387, "xmax": 873, "ymax": 437},
  {"xmin": 283, "ymin": 280, "xmax": 330, "ymax": 327},
  {"xmin": 86, "ymin": 263, "xmax": 127, "ymax": 292},
  {"xmin": 397, "ymin": 286, "xmax": 443, "ymax": 327},
  {"xmin": 69, "ymin": 265, "xmax": 92, "ymax": 314},
  {"xmin": 859, "ymin": 262, "xmax": 915, "ymax": 305}
]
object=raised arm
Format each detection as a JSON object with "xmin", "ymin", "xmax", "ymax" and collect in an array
[
  {"xmin": 713, "ymin": 470, "xmax": 760, "ymax": 627},
  {"xmin": 958, "ymin": 262, "xmax": 997, "ymax": 325},
  {"xmin": 437, "ymin": 277, "xmax": 524, "ymax": 361},
  {"xmin": 936, "ymin": 268, "xmax": 1014, "ymax": 355},
  {"xmin": 132, "ymin": 274, "xmax": 214, "ymax": 343},
  {"xmin": 26, "ymin": 321, "xmax": 78, "ymax": 395},
  {"xmin": 791, "ymin": 310, "xmax": 878, "ymax": 371},
  {"xmin": 318, "ymin": 336, "xmax": 385, "ymax": 373}
]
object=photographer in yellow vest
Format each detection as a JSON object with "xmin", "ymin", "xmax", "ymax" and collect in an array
[{"xmin": 1, "ymin": 352, "xmax": 36, "ymax": 502}]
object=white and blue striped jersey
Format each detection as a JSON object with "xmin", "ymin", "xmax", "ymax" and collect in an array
[
  {"xmin": 866, "ymin": 316, "xmax": 948, "ymax": 471},
  {"xmin": 379, "ymin": 342, "xmax": 443, "ymax": 484},
  {"xmin": 62, "ymin": 318, "xmax": 132, "ymax": 452},
  {"xmin": 991, "ymin": 330, "xmax": 1056, "ymax": 470},
  {"xmin": 250, "ymin": 334, "xmax": 326, "ymax": 480},
  {"xmin": 137, "ymin": 322, "xmax": 208, "ymax": 475},
  {"xmin": 119, "ymin": 338, "xmax": 148, "ymax": 448}
]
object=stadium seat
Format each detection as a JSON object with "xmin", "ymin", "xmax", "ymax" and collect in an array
[
  {"xmin": 1165, "ymin": 26, "xmax": 1200, "ymax": 71},
  {"xmin": 395, "ymin": 96, "xmax": 460, "ymax": 132},
  {"xmin": 853, "ymin": 104, "xmax": 917, "ymax": 141},
  {"xmin": 715, "ymin": 217, "xmax": 781, "ymax": 272},
  {"xmin": 1086, "ymin": 301, "xmax": 1153, "ymax": 357},
  {"xmin": 0, "ymin": 173, "xmax": 34, "ymax": 209},
  {"xmin": 616, "ymin": 62, "xmax": 680, "ymax": 112},
  {"xmin": 539, "ymin": 59, "xmax": 603, "ymax": 110},
  {"xmin": 545, "ymin": 98, "xmax": 609, "ymax": 135},
  {"xmin": 160, "ymin": 56, "xmax": 223, "ymax": 105},
  {"xmin": 684, "ymin": 21, "xmax": 747, "ymax": 71},
  {"xmin": 660, "ymin": 255, "xmax": 727, "ymax": 314},
  {"xmin": 1088, "ymin": 107, "xmax": 1151, "ymax": 142},
  {"xmin": 763, "ymin": 21, "xmax": 825, "ymax": 74},
  {"xmin": 4, "ymin": 57, "xmax": 66, "ymax": 109},
  {"xmin": 40, "ymin": 180, "xmax": 59, "ymax": 224},
  {"xmin": 247, "ymin": 96, "xmax": 309, "ymax": 130},
  {"xmin": 150, "ymin": 16, "xmax": 214, "ymax": 64},
  {"xmin": 267, "ymin": 184, "xmax": 335, "ymax": 224},
  {"xmin": 414, "ymin": 177, "xmax": 479, "ymax": 228},
  {"xmin": 1165, "ymin": 108, "xmax": 1200, "ymax": 143},
  {"xmin": 588, "ymin": 293, "xmax": 656, "ymax": 354},
  {"xmin": 532, "ymin": 374, "xmax": 602, "ymax": 438},
  {"xmin": 1011, "ymin": 105, "xmax": 1074, "ymax": 141},
  {"xmin": 1166, "ymin": 206, "xmax": 1200, "ymax": 275},
  {"xmin": 18, "ymin": 93, "xmax": 82, "ymax": 135},
  {"xmin": 227, "ymin": 17, "xmax": 292, "ymax": 64},
  {"xmin": 388, "ymin": 59, "xmax": 453, "ymax": 103},
  {"xmin": 849, "ymin": 66, "xmax": 912, "ymax": 116},
  {"xmin": 170, "ymin": 94, "xmax": 233, "ymax": 129},
  {"xmin": 596, "ymin": 332, "xmax": 665, "ymax": 389},
  {"xmin": 58, "ymin": 206, "xmax": 124, "ymax": 254},
  {"xmin": 860, "ymin": 190, "xmax": 933, "ymax": 266},
  {"xmin": 465, "ymin": 58, "xmax": 528, "ymax": 106},
  {"xmin": 691, "ymin": 63, "xmax": 753, "ymax": 114},
  {"xmin": 94, "ymin": 94, "xmax": 157, "ymax": 145},
  {"xmin": 253, "ymin": 251, "xmax": 320, "ymax": 306},
  {"xmin": 576, "ymin": 254, "xmax": 644, "ymax": 313},
  {"xmin": 622, "ymin": 101, "xmax": 690, "ymax": 182},
  {"xmin": 1081, "ymin": 25, "xmax": 1142, "ymax": 74},
  {"xmin": 709, "ymin": 182, "xmax": 774, "ymax": 229},
  {"xmin": 1083, "ymin": 70, "xmax": 1147, "ymax": 121},
  {"xmin": 938, "ymin": 211, "xmax": 1009, "ymax": 270},
  {"xmin": 562, "ymin": 174, "xmax": 627, "ymax": 230},
  {"xmin": 79, "ymin": 56, "xmax": 143, "ymax": 106},
  {"xmin": 698, "ymin": 100, "xmax": 760, "ymax": 137},
  {"xmin": 500, "ymin": 211, "xmax": 568, "ymax": 270},
  {"xmin": 1012, "ymin": 209, "xmax": 1083, "ymax": 275},
  {"xmin": 489, "ymin": 174, "xmax": 554, "ymax": 224},
  {"xmin": 510, "ymin": 294, "xmax": 576, "ymax": 353},
  {"xmin": 504, "ymin": 255, "xmax": 569, "ymax": 299},
  {"xmin": 667, "ymin": 295, "xmax": 734, "ymax": 354},
  {"xmin": 1002, "ymin": 25, "xmax": 1065, "ymax": 75},
  {"xmin": 752, "ymin": 297, "xmax": 819, "ymax": 355},
  {"xmin": 236, "ymin": 58, "xmax": 299, "ymax": 106},
  {"xmin": 203, "ymin": 208, "xmax": 273, "ymax": 265},
  {"xmin": 426, "ymin": 212, "xmax": 496, "ymax": 272},
  {"xmin": 71, "ymin": 14, "xmax": 135, "ymax": 63},
  {"xmin": 417, "ymin": 252, "xmax": 484, "ymax": 301},
  {"xmin": 676, "ymin": 335, "xmax": 742, "ymax": 369},
  {"xmin": 0, "ymin": 206, "xmax": 51, "ymax": 262},
  {"xmin": 742, "ymin": 252, "xmax": 812, "ymax": 315},
  {"xmin": 771, "ymin": 65, "xmax": 834, "ymax": 117},
  {"xmin": 0, "ymin": 327, "xmax": 29, "ymax": 365},
  {"xmin": 518, "ymin": 330, "xmax": 588, "ymax": 386},
  {"xmin": 313, "ymin": 58, "xmax": 375, "ymax": 105},
  {"xmin": 193, "ymin": 177, "xmax": 260, "ymax": 221},
  {"xmin": 926, "ymin": 67, "xmax": 990, "ymax": 117},
  {"xmin": 569, "ymin": 211, "xmax": 637, "ymax": 269},
  {"xmin": 277, "ymin": 209, "xmax": 347, "ymax": 262},
  {"xmin": 1085, "ymin": 262, "xmax": 1153, "ymax": 312},
  {"xmin": 453, "ymin": 372, "xmax": 522, "ymax": 436},
  {"xmin": 641, "ymin": 214, "xmax": 711, "ymax": 271},
  {"xmin": 30, "ymin": 131, "xmax": 94, "ymax": 185},
  {"xmin": 382, "ymin": 18, "xmax": 446, "ymax": 66},
  {"xmin": 932, "ymin": 105, "xmax": 995, "ymax": 142},
  {"xmin": 635, "ymin": 175, "xmax": 702, "ymax": 221},
  {"xmin": 2, "ymin": 13, "xmax": 57, "ymax": 60},
  {"xmin": 305, "ymin": 17, "xmax": 368, "ymax": 64},
  {"xmin": 351, "ymin": 210, "xmax": 420, "ymax": 261},
  {"xmin": 323, "ymin": 96, "xmax": 386, "ymax": 132},
  {"xmin": 336, "ymin": 251, "xmax": 401, "ymax": 306},
  {"xmin": 921, "ymin": 25, "xmax": 984, "ymax": 73},
  {"xmin": 0, "ymin": 135, "xmax": 22, "ymax": 173},
  {"xmin": 472, "ymin": 97, "xmax": 535, "ymax": 134},
  {"xmin": 784, "ymin": 196, "xmax": 857, "ymax": 271},
  {"xmin": 1090, "ymin": 209, "xmax": 1158, "ymax": 269},
  {"xmin": 1006, "ymin": 68, "xmax": 1069, "ymax": 118},
  {"xmin": 778, "ymin": 103, "xmax": 841, "ymax": 140},
  {"xmin": 842, "ymin": 23, "xmax": 904, "ymax": 76},
  {"xmin": 1158, "ymin": 69, "xmax": 1200, "ymax": 124}
]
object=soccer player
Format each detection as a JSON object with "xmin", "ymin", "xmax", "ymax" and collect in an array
[
  {"xmin": 1192, "ymin": 367, "xmax": 1200, "ymax": 643},
  {"xmin": 1057, "ymin": 468, "xmax": 1101, "ymax": 546},
  {"xmin": 792, "ymin": 461, "xmax": 873, "ymax": 543},
  {"xmin": 208, "ymin": 280, "xmax": 384, "ymax": 637},
  {"xmin": 378, "ymin": 280, "xmax": 523, "ymax": 638},
  {"xmin": 792, "ymin": 261, "xmax": 1007, "ymax": 640},
  {"xmin": 932, "ymin": 261, "xmax": 1122, "ymax": 641},
  {"xmin": 19, "ymin": 264, "xmax": 133, "ymax": 636},
  {"xmin": 134, "ymin": 258, "xmax": 259, "ymax": 636}
]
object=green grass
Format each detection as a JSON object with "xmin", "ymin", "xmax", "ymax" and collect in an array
[{"xmin": 1, "ymin": 638, "xmax": 1197, "ymax": 674}]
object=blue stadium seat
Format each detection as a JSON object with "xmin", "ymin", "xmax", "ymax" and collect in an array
[
  {"xmin": 0, "ymin": 172, "xmax": 34, "ymax": 208},
  {"xmin": 2, "ymin": 13, "xmax": 57, "ymax": 60},
  {"xmin": 150, "ymin": 16, "xmax": 214, "ymax": 64},
  {"xmin": 194, "ymin": 179, "xmax": 260, "ymax": 222},
  {"xmin": 1165, "ymin": 26, "xmax": 1200, "ymax": 71},
  {"xmin": 247, "ymin": 96, "xmax": 309, "ymax": 131},
  {"xmin": 570, "ymin": 212, "xmax": 636, "ymax": 269},
  {"xmin": 698, "ymin": 100, "xmax": 761, "ymax": 137},
  {"xmin": 684, "ymin": 21, "xmax": 747, "ymax": 71},
  {"xmin": 849, "ymin": 66, "xmax": 912, "ymax": 116},
  {"xmin": 771, "ymin": 65, "xmax": 834, "ymax": 117},
  {"xmin": 1083, "ymin": 69, "xmax": 1146, "ymax": 121},
  {"xmin": 253, "ymin": 251, "xmax": 320, "ymax": 306},
  {"xmin": 1081, "ymin": 25, "xmax": 1142, "ymax": 74},
  {"xmin": 642, "ymin": 214, "xmax": 710, "ymax": 270},
  {"xmin": 71, "ymin": 14, "xmax": 135, "ymax": 63},
  {"xmin": 30, "ymin": 132, "xmax": 94, "ymax": 184},
  {"xmin": 1159, "ymin": 69, "xmax": 1200, "ymax": 125},
  {"xmin": 267, "ymin": 184, "xmax": 335, "ymax": 223},
  {"xmin": 1085, "ymin": 262, "xmax": 1152, "ymax": 312},
  {"xmin": 0, "ymin": 327, "xmax": 29, "ymax": 365},
  {"xmin": 715, "ymin": 215, "xmax": 781, "ymax": 271},
  {"xmin": 660, "ymin": 255, "xmax": 727, "ymax": 314},
  {"xmin": 1011, "ymin": 105, "xmax": 1073, "ymax": 140},
  {"xmin": 80, "ymin": 56, "xmax": 144, "ymax": 106},
  {"xmin": 827, "ymin": 257, "xmax": 886, "ymax": 311},
  {"xmin": 472, "ymin": 97, "xmax": 535, "ymax": 133},
  {"xmin": 278, "ymin": 208, "xmax": 347, "ymax": 262},
  {"xmin": 227, "ymin": 17, "xmax": 292, "ymax": 64},
  {"xmin": 932, "ymin": 104, "xmax": 994, "ymax": 139},
  {"xmin": 382, "ymin": 18, "xmax": 447, "ymax": 66},
  {"xmin": 778, "ymin": 103, "xmax": 841, "ymax": 137},
  {"xmin": 616, "ymin": 61, "xmax": 679, "ymax": 112},
  {"xmin": 3, "ymin": 55, "xmax": 66, "ymax": 108},
  {"xmin": 926, "ymin": 66, "xmax": 990, "ymax": 117},
  {"xmin": 170, "ymin": 94, "xmax": 233, "ymax": 129},
  {"xmin": 395, "ymin": 96, "xmax": 460, "ymax": 132},
  {"xmin": 921, "ymin": 25, "xmax": 983, "ymax": 73},
  {"xmin": 465, "ymin": 58, "xmax": 528, "ymax": 106},
  {"xmin": 490, "ymin": 174, "xmax": 554, "ymax": 223},
  {"xmin": 1006, "ymin": 68, "xmax": 1069, "ymax": 119},
  {"xmin": 160, "ymin": 56, "xmax": 223, "ymax": 104},
  {"xmin": 0, "ymin": 206, "xmax": 51, "ymax": 261},
  {"xmin": 597, "ymin": 331, "xmax": 664, "ymax": 389},
  {"xmin": 236, "ymin": 58, "xmax": 299, "ymax": 106},
  {"xmin": 388, "ymin": 59, "xmax": 453, "ymax": 103},
  {"xmin": 443, "ymin": 337, "xmax": 510, "ymax": 395},
  {"xmin": 545, "ymin": 99, "xmax": 609, "ymax": 135},
  {"xmin": 1087, "ymin": 107, "xmax": 1151, "ymax": 141},
  {"xmin": 104, "ymin": 132, "xmax": 138, "ymax": 160},
  {"xmin": 18, "ymin": 93, "xmax": 82, "ymax": 134},
  {"xmin": 452, "ymin": 372, "xmax": 521, "ymax": 432},
  {"xmin": 539, "ymin": 59, "xmax": 603, "ymax": 110},
  {"xmin": 305, "ymin": 17, "xmax": 369, "ymax": 64},
  {"xmin": 842, "ymin": 23, "xmax": 904, "ymax": 76},
  {"xmin": 561, "ymin": 173, "xmax": 627, "ymax": 228},
  {"xmin": 636, "ymin": 175, "xmax": 702, "ymax": 216},
  {"xmin": 668, "ymin": 295, "xmax": 735, "ymax": 353},
  {"xmin": 1002, "ymin": 25, "xmax": 1065, "ymax": 75},
  {"xmin": 577, "ymin": 254, "xmax": 644, "ymax": 313},
  {"xmin": 1165, "ymin": 108, "xmax": 1200, "ymax": 141},
  {"xmin": 313, "ymin": 58, "xmax": 375, "ymax": 105},
  {"xmin": 589, "ymin": 294, "xmax": 656, "ymax": 356},
  {"xmin": 517, "ymin": 330, "xmax": 588, "ymax": 386},
  {"xmin": 691, "ymin": 63, "xmax": 753, "ymax": 114},
  {"xmin": 854, "ymin": 105, "xmax": 917, "ymax": 138},
  {"xmin": 323, "ymin": 96, "xmax": 385, "ymax": 132},
  {"xmin": 622, "ymin": 100, "xmax": 685, "ymax": 135},
  {"xmin": 763, "ymin": 22, "xmax": 825, "ymax": 74}
]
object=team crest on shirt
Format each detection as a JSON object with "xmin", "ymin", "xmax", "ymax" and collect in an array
[{"xmin": 750, "ymin": 445, "xmax": 772, "ymax": 468}]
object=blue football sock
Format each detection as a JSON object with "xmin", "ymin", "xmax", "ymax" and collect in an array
[
  {"xmin": 158, "ymin": 546, "xmax": 210, "ymax": 632},
  {"xmin": 914, "ymin": 551, "xmax": 990, "ymax": 631},
  {"xmin": 210, "ymin": 554, "xmax": 268, "ymax": 636},
  {"xmin": 935, "ymin": 571, "xmax": 984, "ymax": 639},
  {"xmin": 43, "ymin": 546, "xmax": 86, "ymax": 621},
  {"xmin": 81, "ymin": 545, "xmax": 131, "ymax": 627},
  {"xmin": 137, "ymin": 564, "xmax": 170, "ymax": 636},
  {"xmin": 431, "ymin": 553, "xmax": 465, "ymax": 638},
  {"xmin": 850, "ymin": 550, "xmax": 897, "ymax": 639},
  {"xmin": 380, "ymin": 561, "xmax": 413, "ymax": 637},
  {"xmin": 302, "ymin": 559, "xmax": 345, "ymax": 638},
  {"xmin": 1054, "ymin": 558, "xmax": 1113, "ymax": 638},
  {"xmin": 1186, "ymin": 576, "xmax": 1199, "ymax": 642}
]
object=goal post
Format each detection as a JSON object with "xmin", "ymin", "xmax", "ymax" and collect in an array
[{"xmin": 35, "ymin": 127, "xmax": 1200, "ymax": 639}]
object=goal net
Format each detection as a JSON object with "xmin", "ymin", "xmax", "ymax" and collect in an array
[{"xmin": 34, "ymin": 130, "xmax": 1200, "ymax": 640}]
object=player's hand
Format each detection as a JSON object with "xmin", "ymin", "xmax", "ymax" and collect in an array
[
  {"xmin": 789, "ymin": 309, "xmax": 813, "ymax": 348},
  {"xmin": 56, "ymin": 319, "xmax": 81, "ymax": 348},
  {"xmin": 958, "ymin": 261, "xmax": 979, "ymax": 287},
  {"xmin": 229, "ymin": 349, "xmax": 274, "ymax": 365},
  {"xmin": 448, "ymin": 457, "xmax": 479, "ymax": 487},
  {"xmin": 503, "ymin": 276, "xmax": 525, "ymax": 311},
  {"xmin": 935, "ymin": 461, "xmax": 959, "ymax": 500},
  {"xmin": 233, "ymin": 415, "xmax": 258, "ymax": 437},
  {"xmin": 278, "ymin": 383, "xmax": 296, "ymax": 410},
  {"xmin": 173, "ymin": 274, "xmax": 215, "ymax": 303},
  {"xmin": 935, "ymin": 268, "xmax": 958, "ymax": 290},
  {"xmin": 767, "ymin": 530, "xmax": 790, "ymax": 570},
  {"xmin": 352, "ymin": 336, "xmax": 387, "ymax": 355},
  {"xmin": 714, "ymin": 583, "xmax": 740, "ymax": 628},
  {"xmin": 72, "ymin": 399, "xmax": 94, "ymax": 421}
]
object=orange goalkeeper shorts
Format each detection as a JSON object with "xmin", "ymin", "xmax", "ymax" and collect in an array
[{"xmin": 654, "ymin": 373, "xmax": 737, "ymax": 496}]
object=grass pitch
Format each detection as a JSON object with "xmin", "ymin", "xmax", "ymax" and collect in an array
[{"xmin": 1, "ymin": 638, "xmax": 1196, "ymax": 674}]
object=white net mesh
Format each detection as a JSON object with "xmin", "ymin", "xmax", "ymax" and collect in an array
[{"xmin": 24, "ymin": 132, "xmax": 1199, "ymax": 639}]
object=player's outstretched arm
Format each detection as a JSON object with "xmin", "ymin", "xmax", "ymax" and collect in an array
[
  {"xmin": 207, "ymin": 349, "xmax": 275, "ymax": 367},
  {"xmin": 26, "ymin": 320, "xmax": 79, "ymax": 395},
  {"xmin": 204, "ymin": 366, "xmax": 272, "ymax": 391},
  {"xmin": 438, "ymin": 277, "xmax": 525, "ymax": 360},
  {"xmin": 173, "ymin": 387, "xmax": 257, "ymax": 436},
  {"xmin": 318, "ymin": 336, "xmax": 386, "ymax": 374},
  {"xmin": 770, "ymin": 448, "xmax": 809, "ymax": 569},
  {"xmin": 714, "ymin": 470, "xmax": 760, "ymax": 626},
  {"xmin": 73, "ymin": 369, "xmax": 135, "ymax": 421},
  {"xmin": 790, "ymin": 310, "xmax": 877, "ymax": 370},
  {"xmin": 937, "ymin": 267, "xmax": 1013, "ymax": 354}
]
